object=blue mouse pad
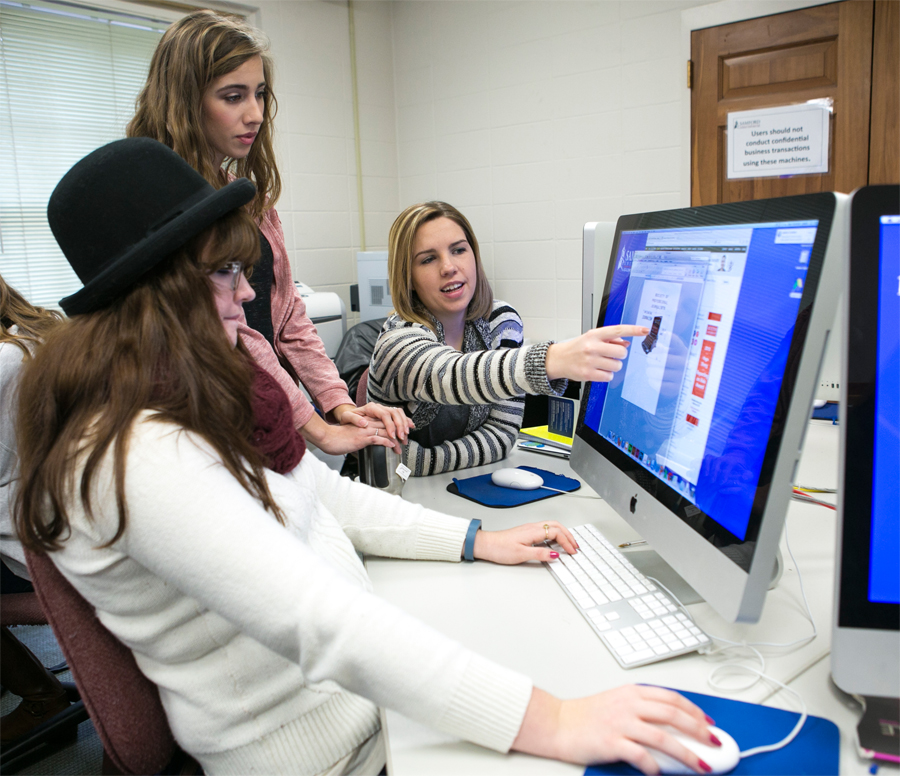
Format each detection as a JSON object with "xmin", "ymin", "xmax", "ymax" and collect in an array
[
  {"xmin": 448, "ymin": 466, "xmax": 580, "ymax": 508},
  {"xmin": 585, "ymin": 687, "xmax": 839, "ymax": 775}
]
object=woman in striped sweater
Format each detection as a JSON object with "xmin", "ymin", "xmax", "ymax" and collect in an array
[{"xmin": 368, "ymin": 202, "xmax": 648, "ymax": 476}]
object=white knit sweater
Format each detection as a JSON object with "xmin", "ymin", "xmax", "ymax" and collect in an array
[
  {"xmin": 49, "ymin": 413, "xmax": 533, "ymax": 774},
  {"xmin": 1, "ymin": 337, "xmax": 30, "ymax": 579}
]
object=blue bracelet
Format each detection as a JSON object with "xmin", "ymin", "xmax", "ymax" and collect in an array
[{"xmin": 463, "ymin": 519, "xmax": 482, "ymax": 562}]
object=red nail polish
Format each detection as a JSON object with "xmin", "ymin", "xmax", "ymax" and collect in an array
[
  {"xmin": 549, "ymin": 551, "xmax": 559, "ymax": 558},
  {"xmin": 698, "ymin": 759, "xmax": 712, "ymax": 773},
  {"xmin": 705, "ymin": 715, "xmax": 715, "ymax": 725},
  {"xmin": 710, "ymin": 734, "xmax": 722, "ymax": 747}
]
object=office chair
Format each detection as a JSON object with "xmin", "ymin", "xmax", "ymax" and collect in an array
[
  {"xmin": 23, "ymin": 549, "xmax": 198, "ymax": 775},
  {"xmin": 333, "ymin": 318, "xmax": 384, "ymax": 403},
  {"xmin": 0, "ymin": 592, "xmax": 88, "ymax": 773}
]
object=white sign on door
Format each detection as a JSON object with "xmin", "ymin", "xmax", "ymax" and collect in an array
[{"xmin": 727, "ymin": 102, "xmax": 830, "ymax": 179}]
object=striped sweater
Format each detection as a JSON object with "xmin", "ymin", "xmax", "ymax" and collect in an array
[{"xmin": 368, "ymin": 301, "xmax": 566, "ymax": 475}]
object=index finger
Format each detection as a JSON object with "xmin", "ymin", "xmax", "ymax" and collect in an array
[
  {"xmin": 598, "ymin": 324, "xmax": 650, "ymax": 340},
  {"xmin": 388, "ymin": 407, "xmax": 413, "ymax": 441},
  {"xmin": 342, "ymin": 409, "xmax": 368, "ymax": 428},
  {"xmin": 378, "ymin": 408, "xmax": 398, "ymax": 440},
  {"xmin": 636, "ymin": 686, "xmax": 712, "ymax": 730}
]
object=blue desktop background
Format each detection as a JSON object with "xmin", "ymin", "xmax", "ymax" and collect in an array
[
  {"xmin": 870, "ymin": 219, "xmax": 899, "ymax": 605},
  {"xmin": 584, "ymin": 225, "xmax": 812, "ymax": 540}
]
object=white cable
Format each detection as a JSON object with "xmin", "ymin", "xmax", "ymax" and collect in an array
[
  {"xmin": 701, "ymin": 521, "xmax": 818, "ymax": 651},
  {"xmin": 650, "ymin": 520, "xmax": 815, "ymax": 757},
  {"xmin": 540, "ymin": 486, "xmax": 600, "ymax": 499},
  {"xmin": 708, "ymin": 663, "xmax": 809, "ymax": 757}
]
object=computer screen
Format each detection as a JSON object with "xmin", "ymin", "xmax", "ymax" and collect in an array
[
  {"xmin": 571, "ymin": 193, "xmax": 845, "ymax": 623},
  {"xmin": 870, "ymin": 213, "xmax": 899, "ymax": 607},
  {"xmin": 832, "ymin": 185, "xmax": 899, "ymax": 699}
]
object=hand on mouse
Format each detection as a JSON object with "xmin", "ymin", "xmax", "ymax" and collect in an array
[
  {"xmin": 512, "ymin": 685, "xmax": 717, "ymax": 775},
  {"xmin": 473, "ymin": 521, "xmax": 578, "ymax": 564},
  {"xmin": 545, "ymin": 324, "xmax": 649, "ymax": 383}
]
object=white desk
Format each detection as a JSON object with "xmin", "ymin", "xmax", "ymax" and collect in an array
[{"xmin": 365, "ymin": 421, "xmax": 892, "ymax": 775}]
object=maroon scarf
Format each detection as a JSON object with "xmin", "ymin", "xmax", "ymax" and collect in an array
[{"xmin": 249, "ymin": 362, "xmax": 306, "ymax": 473}]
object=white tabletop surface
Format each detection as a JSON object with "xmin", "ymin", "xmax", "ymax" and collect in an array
[{"xmin": 365, "ymin": 420, "xmax": 896, "ymax": 775}]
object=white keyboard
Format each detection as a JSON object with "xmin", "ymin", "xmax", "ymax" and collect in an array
[{"xmin": 545, "ymin": 524, "xmax": 712, "ymax": 669}]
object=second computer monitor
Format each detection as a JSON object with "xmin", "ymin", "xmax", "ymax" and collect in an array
[
  {"xmin": 832, "ymin": 185, "xmax": 900, "ymax": 699},
  {"xmin": 571, "ymin": 193, "xmax": 846, "ymax": 623}
]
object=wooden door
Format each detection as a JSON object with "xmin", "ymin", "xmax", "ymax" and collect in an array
[
  {"xmin": 869, "ymin": 0, "xmax": 900, "ymax": 184},
  {"xmin": 691, "ymin": 1, "xmax": 874, "ymax": 205}
]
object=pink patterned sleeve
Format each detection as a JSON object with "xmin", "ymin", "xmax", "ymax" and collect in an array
[
  {"xmin": 248, "ymin": 208, "xmax": 353, "ymax": 426},
  {"xmin": 274, "ymin": 282, "xmax": 354, "ymax": 416}
]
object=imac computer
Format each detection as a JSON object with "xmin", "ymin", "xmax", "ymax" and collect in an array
[
  {"xmin": 571, "ymin": 193, "xmax": 847, "ymax": 624},
  {"xmin": 582, "ymin": 222, "xmax": 617, "ymax": 334},
  {"xmin": 832, "ymin": 184, "xmax": 900, "ymax": 701}
]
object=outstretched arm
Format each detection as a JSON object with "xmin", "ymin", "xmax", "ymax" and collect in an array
[{"xmin": 369, "ymin": 305, "xmax": 564, "ymax": 408}]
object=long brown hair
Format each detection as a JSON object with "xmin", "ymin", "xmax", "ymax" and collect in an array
[
  {"xmin": 388, "ymin": 201, "xmax": 493, "ymax": 331},
  {"xmin": 15, "ymin": 209, "xmax": 286, "ymax": 553},
  {"xmin": 127, "ymin": 9, "xmax": 280, "ymax": 219},
  {"xmin": 0, "ymin": 276, "xmax": 64, "ymax": 357}
]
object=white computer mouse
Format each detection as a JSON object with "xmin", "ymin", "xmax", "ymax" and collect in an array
[
  {"xmin": 490, "ymin": 468, "xmax": 544, "ymax": 490},
  {"xmin": 645, "ymin": 726, "xmax": 740, "ymax": 775}
]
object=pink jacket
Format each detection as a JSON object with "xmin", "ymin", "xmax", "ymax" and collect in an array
[{"xmin": 238, "ymin": 207, "xmax": 353, "ymax": 429}]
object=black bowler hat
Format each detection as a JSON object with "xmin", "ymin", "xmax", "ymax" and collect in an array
[{"xmin": 49, "ymin": 138, "xmax": 256, "ymax": 315}]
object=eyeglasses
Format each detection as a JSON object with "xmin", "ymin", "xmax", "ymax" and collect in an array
[{"xmin": 209, "ymin": 262, "xmax": 245, "ymax": 292}]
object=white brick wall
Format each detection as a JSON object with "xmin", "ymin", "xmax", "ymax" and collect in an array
[
  {"xmin": 257, "ymin": 0, "xmax": 716, "ymax": 340},
  {"xmin": 256, "ymin": 0, "xmax": 399, "ymax": 328}
]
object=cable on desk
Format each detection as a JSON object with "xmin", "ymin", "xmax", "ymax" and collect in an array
[
  {"xmin": 794, "ymin": 485, "xmax": 837, "ymax": 494},
  {"xmin": 791, "ymin": 488, "xmax": 837, "ymax": 510},
  {"xmin": 539, "ymin": 486, "xmax": 601, "ymax": 499},
  {"xmin": 655, "ymin": 520, "xmax": 816, "ymax": 758},
  {"xmin": 712, "ymin": 664, "xmax": 809, "ymax": 758}
]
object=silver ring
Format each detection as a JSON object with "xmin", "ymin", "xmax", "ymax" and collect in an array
[{"xmin": 374, "ymin": 429, "xmax": 379, "ymax": 437}]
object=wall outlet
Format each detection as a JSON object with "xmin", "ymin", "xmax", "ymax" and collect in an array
[
  {"xmin": 815, "ymin": 304, "xmax": 842, "ymax": 404},
  {"xmin": 817, "ymin": 378, "xmax": 841, "ymax": 403}
]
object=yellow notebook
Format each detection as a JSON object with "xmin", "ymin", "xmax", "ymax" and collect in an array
[{"xmin": 518, "ymin": 425, "xmax": 573, "ymax": 450}]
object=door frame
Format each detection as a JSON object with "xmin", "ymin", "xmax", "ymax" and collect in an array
[{"xmin": 679, "ymin": 0, "xmax": 841, "ymax": 205}]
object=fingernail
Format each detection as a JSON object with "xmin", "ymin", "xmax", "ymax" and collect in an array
[
  {"xmin": 549, "ymin": 551, "xmax": 559, "ymax": 559},
  {"xmin": 698, "ymin": 759, "xmax": 712, "ymax": 773},
  {"xmin": 710, "ymin": 734, "xmax": 722, "ymax": 747},
  {"xmin": 705, "ymin": 715, "xmax": 715, "ymax": 725}
]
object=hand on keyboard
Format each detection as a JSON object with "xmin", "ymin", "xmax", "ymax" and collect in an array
[{"xmin": 473, "ymin": 521, "xmax": 578, "ymax": 564}]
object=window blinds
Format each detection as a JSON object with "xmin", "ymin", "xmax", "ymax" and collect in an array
[{"xmin": 0, "ymin": 0, "xmax": 169, "ymax": 308}]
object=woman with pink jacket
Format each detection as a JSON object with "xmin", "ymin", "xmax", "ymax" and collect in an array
[{"xmin": 127, "ymin": 9, "xmax": 412, "ymax": 455}]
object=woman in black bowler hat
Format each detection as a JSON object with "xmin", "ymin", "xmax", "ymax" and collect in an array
[
  {"xmin": 14, "ymin": 138, "xmax": 715, "ymax": 776},
  {"xmin": 127, "ymin": 9, "xmax": 412, "ymax": 456}
]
